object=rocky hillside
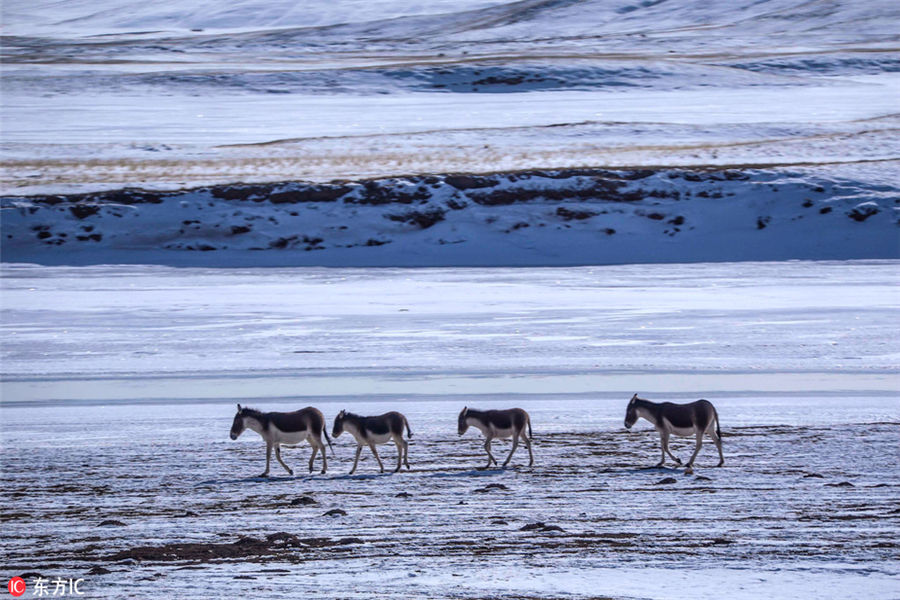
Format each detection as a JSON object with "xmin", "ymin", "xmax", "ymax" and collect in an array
[{"xmin": 2, "ymin": 167, "xmax": 897, "ymax": 266}]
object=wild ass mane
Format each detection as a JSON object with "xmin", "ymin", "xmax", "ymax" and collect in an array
[{"xmin": 239, "ymin": 407, "xmax": 271, "ymax": 428}]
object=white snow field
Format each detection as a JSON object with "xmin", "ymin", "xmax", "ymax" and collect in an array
[
  {"xmin": 3, "ymin": 0, "xmax": 898, "ymax": 266},
  {"xmin": 2, "ymin": 0, "xmax": 899, "ymax": 193},
  {"xmin": 2, "ymin": 1, "xmax": 899, "ymax": 598},
  {"xmin": 1, "ymin": 262, "xmax": 898, "ymax": 599}
]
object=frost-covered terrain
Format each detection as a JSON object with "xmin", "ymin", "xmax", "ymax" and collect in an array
[
  {"xmin": 2, "ymin": 397, "xmax": 899, "ymax": 599},
  {"xmin": 2, "ymin": 0, "xmax": 899, "ymax": 194},
  {"xmin": 1, "ymin": 262, "xmax": 899, "ymax": 599},
  {"xmin": 2, "ymin": 167, "xmax": 898, "ymax": 265},
  {"xmin": 2, "ymin": 1, "xmax": 899, "ymax": 598},
  {"xmin": 3, "ymin": 0, "xmax": 898, "ymax": 265}
]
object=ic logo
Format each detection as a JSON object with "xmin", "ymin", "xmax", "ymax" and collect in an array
[{"xmin": 7, "ymin": 577, "xmax": 26, "ymax": 597}]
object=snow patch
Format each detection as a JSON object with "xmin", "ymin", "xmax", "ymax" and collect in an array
[{"xmin": 3, "ymin": 168, "xmax": 897, "ymax": 266}]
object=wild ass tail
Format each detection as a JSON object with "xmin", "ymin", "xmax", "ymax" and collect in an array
[
  {"xmin": 527, "ymin": 415, "xmax": 533, "ymax": 440},
  {"xmin": 404, "ymin": 416, "xmax": 413, "ymax": 439},
  {"xmin": 322, "ymin": 424, "xmax": 335, "ymax": 456},
  {"xmin": 714, "ymin": 407, "xmax": 721, "ymax": 438}
]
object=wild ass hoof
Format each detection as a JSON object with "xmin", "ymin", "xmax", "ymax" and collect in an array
[
  {"xmin": 258, "ymin": 473, "xmax": 270, "ymax": 478},
  {"xmin": 674, "ymin": 458, "xmax": 683, "ymax": 465},
  {"xmin": 717, "ymin": 461, "xmax": 724, "ymax": 467},
  {"xmin": 684, "ymin": 465, "xmax": 694, "ymax": 475}
]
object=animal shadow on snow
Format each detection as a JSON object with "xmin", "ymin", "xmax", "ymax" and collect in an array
[
  {"xmin": 198, "ymin": 475, "xmax": 297, "ymax": 486},
  {"xmin": 425, "ymin": 467, "xmax": 526, "ymax": 479},
  {"xmin": 329, "ymin": 472, "xmax": 397, "ymax": 481},
  {"xmin": 596, "ymin": 466, "xmax": 685, "ymax": 478}
]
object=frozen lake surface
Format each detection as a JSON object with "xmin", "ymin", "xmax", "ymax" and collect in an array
[
  {"xmin": 2, "ymin": 261, "xmax": 897, "ymax": 403},
  {"xmin": 1, "ymin": 261, "xmax": 898, "ymax": 598}
]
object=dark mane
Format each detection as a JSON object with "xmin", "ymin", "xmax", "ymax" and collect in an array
[{"xmin": 240, "ymin": 407, "xmax": 270, "ymax": 428}]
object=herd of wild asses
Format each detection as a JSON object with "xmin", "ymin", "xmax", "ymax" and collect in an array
[{"xmin": 229, "ymin": 394, "xmax": 724, "ymax": 476}]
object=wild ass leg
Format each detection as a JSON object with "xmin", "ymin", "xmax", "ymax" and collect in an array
[
  {"xmin": 709, "ymin": 426, "xmax": 724, "ymax": 467},
  {"xmin": 318, "ymin": 438, "xmax": 328, "ymax": 474},
  {"xmin": 658, "ymin": 431, "xmax": 681, "ymax": 467},
  {"xmin": 522, "ymin": 430, "xmax": 534, "ymax": 467},
  {"xmin": 275, "ymin": 445, "xmax": 294, "ymax": 476},
  {"xmin": 665, "ymin": 438, "xmax": 682, "ymax": 465},
  {"xmin": 350, "ymin": 445, "xmax": 363, "ymax": 475},
  {"xmin": 260, "ymin": 442, "xmax": 273, "ymax": 477},
  {"xmin": 308, "ymin": 443, "xmax": 318, "ymax": 474},
  {"xmin": 393, "ymin": 436, "xmax": 403, "ymax": 473},
  {"xmin": 656, "ymin": 432, "xmax": 668, "ymax": 467},
  {"xmin": 402, "ymin": 437, "xmax": 410, "ymax": 470},
  {"xmin": 483, "ymin": 436, "xmax": 498, "ymax": 469},
  {"xmin": 685, "ymin": 429, "xmax": 704, "ymax": 470},
  {"xmin": 370, "ymin": 443, "xmax": 385, "ymax": 473},
  {"xmin": 503, "ymin": 434, "xmax": 520, "ymax": 467}
]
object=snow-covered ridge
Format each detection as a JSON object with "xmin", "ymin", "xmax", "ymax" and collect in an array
[
  {"xmin": 5, "ymin": 0, "xmax": 897, "ymax": 47},
  {"xmin": 2, "ymin": 167, "xmax": 897, "ymax": 266},
  {"xmin": 3, "ymin": 1, "xmax": 898, "ymax": 194},
  {"xmin": 5, "ymin": 0, "xmax": 897, "ymax": 98}
]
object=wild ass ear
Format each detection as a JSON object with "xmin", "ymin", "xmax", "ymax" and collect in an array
[
  {"xmin": 237, "ymin": 403, "xmax": 242, "ymax": 412},
  {"xmin": 461, "ymin": 406, "xmax": 468, "ymax": 416}
]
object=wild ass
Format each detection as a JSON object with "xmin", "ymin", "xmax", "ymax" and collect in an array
[
  {"xmin": 457, "ymin": 407, "xmax": 533, "ymax": 469},
  {"xmin": 624, "ymin": 394, "xmax": 723, "ymax": 470},
  {"xmin": 230, "ymin": 405, "xmax": 333, "ymax": 476},
  {"xmin": 332, "ymin": 410, "xmax": 412, "ymax": 474}
]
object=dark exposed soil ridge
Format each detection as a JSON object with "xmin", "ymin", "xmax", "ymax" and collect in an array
[{"xmin": 3, "ymin": 167, "xmax": 676, "ymax": 206}]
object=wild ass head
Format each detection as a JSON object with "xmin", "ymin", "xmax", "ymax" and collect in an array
[
  {"xmin": 230, "ymin": 404, "xmax": 247, "ymax": 440},
  {"xmin": 332, "ymin": 410, "xmax": 347, "ymax": 438},
  {"xmin": 624, "ymin": 393, "xmax": 642, "ymax": 429},
  {"xmin": 457, "ymin": 407, "xmax": 469, "ymax": 435}
]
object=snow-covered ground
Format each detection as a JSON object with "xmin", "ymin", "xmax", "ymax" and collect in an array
[
  {"xmin": 2, "ymin": 1, "xmax": 899, "ymax": 597},
  {"xmin": 2, "ymin": 0, "xmax": 899, "ymax": 193},
  {"xmin": 2, "ymin": 260, "xmax": 898, "ymax": 598},
  {"xmin": 1, "ymin": 262, "xmax": 899, "ymax": 599},
  {"xmin": 2, "ymin": 397, "xmax": 898, "ymax": 599},
  {"xmin": 3, "ymin": 0, "xmax": 898, "ymax": 265}
]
